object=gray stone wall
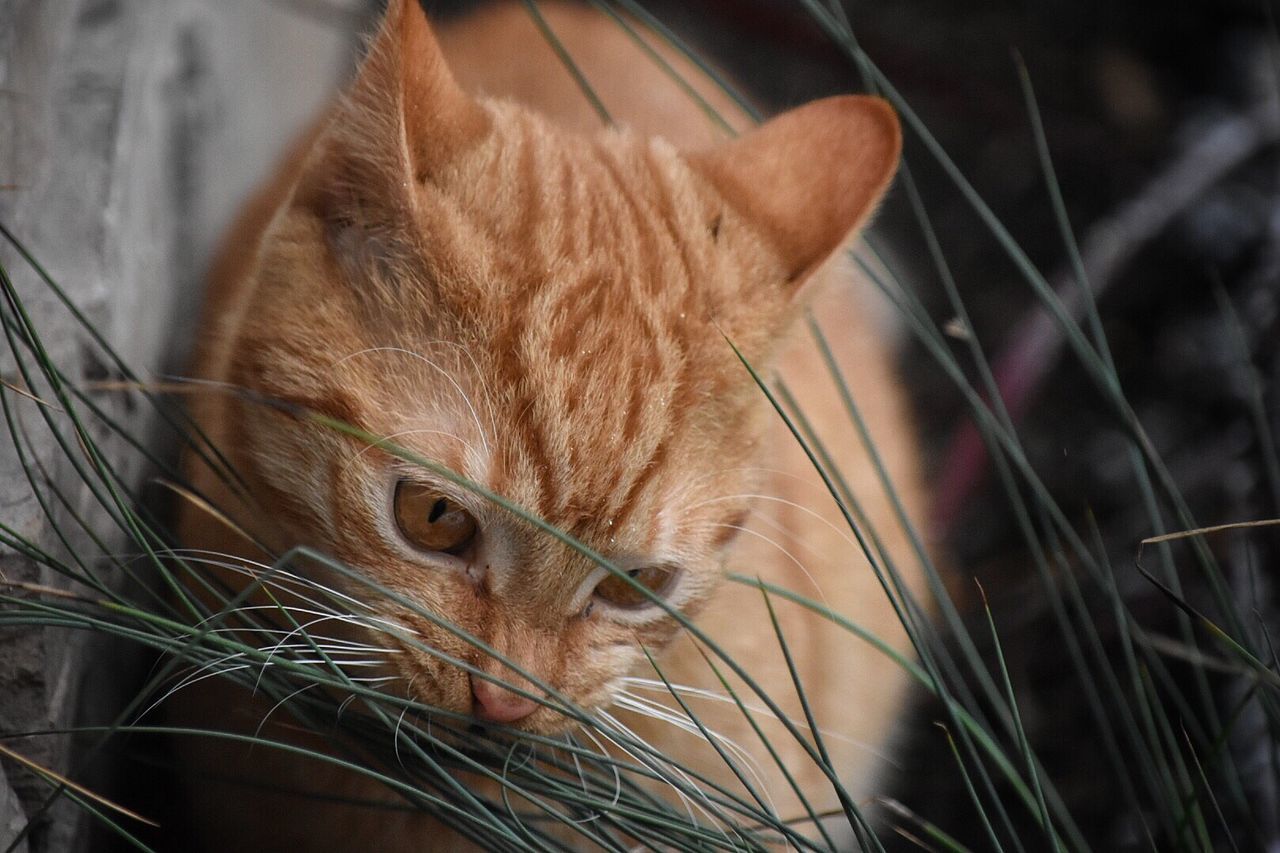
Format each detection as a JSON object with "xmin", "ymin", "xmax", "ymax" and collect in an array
[{"xmin": 0, "ymin": 1, "xmax": 363, "ymax": 848}]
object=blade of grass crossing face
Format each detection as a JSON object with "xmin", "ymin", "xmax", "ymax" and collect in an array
[{"xmin": 298, "ymin": 413, "xmax": 900, "ymax": 828}]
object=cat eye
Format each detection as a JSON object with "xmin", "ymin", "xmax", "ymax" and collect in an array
[
  {"xmin": 593, "ymin": 565, "xmax": 678, "ymax": 609},
  {"xmin": 393, "ymin": 481, "xmax": 477, "ymax": 555}
]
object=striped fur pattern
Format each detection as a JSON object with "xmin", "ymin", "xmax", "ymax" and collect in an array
[{"xmin": 175, "ymin": 0, "xmax": 926, "ymax": 847}]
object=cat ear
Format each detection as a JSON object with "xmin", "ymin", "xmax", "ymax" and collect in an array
[
  {"xmin": 378, "ymin": 0, "xmax": 491, "ymax": 179},
  {"xmin": 688, "ymin": 95, "xmax": 900, "ymax": 290},
  {"xmin": 295, "ymin": 0, "xmax": 490, "ymax": 222}
]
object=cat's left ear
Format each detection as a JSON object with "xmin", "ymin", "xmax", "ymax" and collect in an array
[
  {"xmin": 688, "ymin": 95, "xmax": 900, "ymax": 292},
  {"xmin": 382, "ymin": 0, "xmax": 492, "ymax": 180},
  {"xmin": 296, "ymin": 0, "xmax": 490, "ymax": 223}
]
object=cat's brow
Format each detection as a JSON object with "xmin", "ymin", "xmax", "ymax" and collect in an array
[
  {"xmin": 332, "ymin": 346, "xmax": 493, "ymax": 457},
  {"xmin": 338, "ymin": 427, "xmax": 478, "ymax": 480}
]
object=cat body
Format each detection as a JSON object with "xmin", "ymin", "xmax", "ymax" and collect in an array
[{"xmin": 173, "ymin": 2, "xmax": 928, "ymax": 849}]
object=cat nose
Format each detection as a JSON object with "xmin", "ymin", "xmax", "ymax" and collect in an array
[{"xmin": 470, "ymin": 673, "xmax": 539, "ymax": 724}]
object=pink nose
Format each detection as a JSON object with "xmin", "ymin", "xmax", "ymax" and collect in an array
[{"xmin": 470, "ymin": 674, "xmax": 539, "ymax": 724}]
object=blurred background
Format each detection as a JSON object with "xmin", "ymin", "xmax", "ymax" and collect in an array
[{"xmin": 3, "ymin": 0, "xmax": 1278, "ymax": 849}]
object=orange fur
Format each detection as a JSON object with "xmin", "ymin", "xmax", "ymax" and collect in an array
[{"xmin": 172, "ymin": 1, "xmax": 929, "ymax": 849}]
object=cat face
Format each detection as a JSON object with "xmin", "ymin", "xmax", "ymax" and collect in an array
[{"xmin": 217, "ymin": 0, "xmax": 899, "ymax": 734}]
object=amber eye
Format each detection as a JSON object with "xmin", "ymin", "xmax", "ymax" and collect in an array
[
  {"xmin": 593, "ymin": 565, "xmax": 678, "ymax": 609},
  {"xmin": 393, "ymin": 481, "xmax": 477, "ymax": 555}
]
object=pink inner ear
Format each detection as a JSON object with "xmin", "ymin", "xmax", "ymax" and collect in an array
[{"xmin": 687, "ymin": 95, "xmax": 901, "ymax": 289}]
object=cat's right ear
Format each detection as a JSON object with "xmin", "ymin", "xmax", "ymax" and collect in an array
[
  {"xmin": 292, "ymin": 0, "xmax": 490, "ymax": 230},
  {"xmin": 688, "ymin": 96, "xmax": 900, "ymax": 294}
]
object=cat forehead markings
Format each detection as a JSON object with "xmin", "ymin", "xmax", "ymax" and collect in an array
[{"xmin": 383, "ymin": 110, "xmax": 718, "ymax": 532}]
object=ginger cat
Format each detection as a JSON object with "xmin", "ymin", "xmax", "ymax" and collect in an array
[{"xmin": 171, "ymin": 0, "xmax": 929, "ymax": 849}]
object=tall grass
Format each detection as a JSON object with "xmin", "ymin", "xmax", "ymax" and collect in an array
[{"xmin": 1, "ymin": 1, "xmax": 1277, "ymax": 850}]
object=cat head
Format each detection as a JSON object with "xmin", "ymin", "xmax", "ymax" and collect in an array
[{"xmin": 220, "ymin": 0, "xmax": 899, "ymax": 732}]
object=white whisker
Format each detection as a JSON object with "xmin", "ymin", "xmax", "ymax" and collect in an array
[
  {"xmin": 617, "ymin": 678, "xmax": 899, "ymax": 767},
  {"xmin": 225, "ymin": 635, "xmax": 394, "ymax": 654},
  {"xmin": 611, "ymin": 691, "xmax": 776, "ymax": 818},
  {"xmin": 253, "ymin": 683, "xmax": 317, "ymax": 742},
  {"xmin": 254, "ymin": 611, "xmax": 403, "ymax": 691},
  {"xmin": 392, "ymin": 704, "xmax": 412, "ymax": 768},
  {"xmin": 167, "ymin": 548, "xmax": 375, "ymax": 614},
  {"xmin": 275, "ymin": 657, "xmax": 388, "ymax": 668},
  {"xmin": 570, "ymin": 728, "xmax": 623, "ymax": 813},
  {"xmin": 704, "ymin": 523, "xmax": 832, "ymax": 611},
  {"xmin": 209, "ymin": 605, "xmax": 416, "ymax": 643},
  {"xmin": 594, "ymin": 710, "xmax": 735, "ymax": 846},
  {"xmin": 692, "ymin": 492, "xmax": 863, "ymax": 557},
  {"xmin": 336, "ymin": 692, "xmax": 359, "ymax": 719},
  {"xmin": 138, "ymin": 659, "xmax": 253, "ymax": 721},
  {"xmin": 348, "ymin": 675, "xmax": 402, "ymax": 686}
]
